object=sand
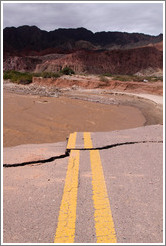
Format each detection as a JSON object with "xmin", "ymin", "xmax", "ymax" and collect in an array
[{"xmin": 3, "ymin": 90, "xmax": 150, "ymax": 147}]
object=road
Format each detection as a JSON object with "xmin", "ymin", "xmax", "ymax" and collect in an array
[{"xmin": 3, "ymin": 125, "xmax": 163, "ymax": 243}]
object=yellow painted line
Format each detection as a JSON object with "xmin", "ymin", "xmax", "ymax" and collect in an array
[
  {"xmin": 90, "ymin": 150, "xmax": 117, "ymax": 243},
  {"xmin": 67, "ymin": 132, "xmax": 77, "ymax": 149},
  {"xmin": 54, "ymin": 150, "xmax": 80, "ymax": 243},
  {"xmin": 86, "ymin": 132, "xmax": 117, "ymax": 243},
  {"xmin": 84, "ymin": 132, "xmax": 93, "ymax": 149}
]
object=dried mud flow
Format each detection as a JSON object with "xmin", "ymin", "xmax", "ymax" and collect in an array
[{"xmin": 3, "ymin": 77, "xmax": 163, "ymax": 148}]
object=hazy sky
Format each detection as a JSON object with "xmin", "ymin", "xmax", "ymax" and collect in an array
[{"xmin": 3, "ymin": 1, "xmax": 164, "ymax": 35}]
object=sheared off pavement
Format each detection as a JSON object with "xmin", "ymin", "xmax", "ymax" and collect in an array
[{"xmin": 3, "ymin": 125, "xmax": 163, "ymax": 243}]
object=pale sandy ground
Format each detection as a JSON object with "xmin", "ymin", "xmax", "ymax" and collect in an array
[
  {"xmin": 114, "ymin": 91, "xmax": 163, "ymax": 105},
  {"xmin": 3, "ymin": 88, "xmax": 163, "ymax": 147}
]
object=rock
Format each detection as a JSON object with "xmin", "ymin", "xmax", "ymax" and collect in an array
[{"xmin": 35, "ymin": 47, "xmax": 163, "ymax": 75}]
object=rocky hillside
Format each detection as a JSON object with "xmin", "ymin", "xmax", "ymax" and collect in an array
[
  {"xmin": 3, "ymin": 25, "xmax": 163, "ymax": 76},
  {"xmin": 4, "ymin": 46, "xmax": 163, "ymax": 76},
  {"xmin": 35, "ymin": 47, "xmax": 163, "ymax": 75}
]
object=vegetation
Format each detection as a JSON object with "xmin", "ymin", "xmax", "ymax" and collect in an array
[
  {"xmin": 4, "ymin": 70, "xmax": 162, "ymax": 85},
  {"xmin": 102, "ymin": 73, "xmax": 112, "ymax": 77},
  {"xmin": 60, "ymin": 67, "xmax": 75, "ymax": 75},
  {"xmin": 4, "ymin": 67, "xmax": 75, "ymax": 84},
  {"xmin": 99, "ymin": 75, "xmax": 109, "ymax": 83},
  {"xmin": 112, "ymin": 74, "xmax": 162, "ymax": 82},
  {"xmin": 34, "ymin": 71, "xmax": 61, "ymax": 78},
  {"xmin": 3, "ymin": 70, "xmax": 33, "ymax": 84},
  {"xmin": 3, "ymin": 70, "xmax": 61, "ymax": 84},
  {"xmin": 100, "ymin": 73, "xmax": 162, "ymax": 82}
]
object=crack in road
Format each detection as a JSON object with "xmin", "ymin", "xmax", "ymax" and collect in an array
[
  {"xmin": 67, "ymin": 140, "xmax": 163, "ymax": 151},
  {"xmin": 3, "ymin": 140, "xmax": 162, "ymax": 168},
  {"xmin": 3, "ymin": 152, "xmax": 69, "ymax": 168}
]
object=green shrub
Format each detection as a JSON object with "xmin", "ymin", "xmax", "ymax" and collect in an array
[
  {"xmin": 111, "ymin": 74, "xmax": 163, "ymax": 82},
  {"xmin": 3, "ymin": 70, "xmax": 32, "ymax": 84},
  {"xmin": 3, "ymin": 70, "xmax": 62, "ymax": 84},
  {"xmin": 103, "ymin": 73, "xmax": 112, "ymax": 77},
  {"xmin": 33, "ymin": 72, "xmax": 42, "ymax": 77},
  {"xmin": 36, "ymin": 71, "xmax": 60, "ymax": 78},
  {"xmin": 99, "ymin": 75, "xmax": 109, "ymax": 83},
  {"xmin": 60, "ymin": 67, "xmax": 75, "ymax": 75},
  {"xmin": 143, "ymin": 76, "xmax": 162, "ymax": 82},
  {"xmin": 52, "ymin": 73, "xmax": 61, "ymax": 78},
  {"xmin": 112, "ymin": 74, "xmax": 143, "ymax": 82},
  {"xmin": 112, "ymin": 75, "xmax": 132, "ymax": 81}
]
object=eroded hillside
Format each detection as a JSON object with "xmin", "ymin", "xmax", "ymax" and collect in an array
[{"xmin": 3, "ymin": 26, "xmax": 163, "ymax": 76}]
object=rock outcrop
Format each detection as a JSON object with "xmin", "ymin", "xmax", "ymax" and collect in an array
[
  {"xmin": 3, "ymin": 25, "xmax": 163, "ymax": 76},
  {"xmin": 35, "ymin": 47, "xmax": 163, "ymax": 75}
]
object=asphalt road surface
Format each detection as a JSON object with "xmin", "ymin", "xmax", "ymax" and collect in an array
[{"xmin": 3, "ymin": 125, "xmax": 163, "ymax": 243}]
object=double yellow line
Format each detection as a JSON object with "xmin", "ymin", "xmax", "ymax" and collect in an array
[{"xmin": 54, "ymin": 132, "xmax": 117, "ymax": 243}]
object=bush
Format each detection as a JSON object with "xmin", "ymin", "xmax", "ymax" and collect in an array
[
  {"xmin": 99, "ymin": 75, "xmax": 109, "ymax": 83},
  {"xmin": 112, "ymin": 74, "xmax": 143, "ymax": 82},
  {"xmin": 3, "ymin": 70, "xmax": 32, "ymax": 84},
  {"xmin": 52, "ymin": 73, "xmax": 60, "ymax": 78},
  {"xmin": 112, "ymin": 74, "xmax": 163, "ymax": 82},
  {"xmin": 112, "ymin": 75, "xmax": 132, "ymax": 81},
  {"xmin": 60, "ymin": 67, "xmax": 75, "ymax": 75},
  {"xmin": 40, "ymin": 71, "xmax": 60, "ymax": 78},
  {"xmin": 3, "ymin": 70, "xmax": 62, "ymax": 84},
  {"xmin": 103, "ymin": 73, "xmax": 112, "ymax": 77}
]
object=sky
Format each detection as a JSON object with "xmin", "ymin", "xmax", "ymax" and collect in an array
[{"xmin": 2, "ymin": 1, "xmax": 164, "ymax": 36}]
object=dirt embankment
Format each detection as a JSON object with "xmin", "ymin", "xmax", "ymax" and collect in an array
[
  {"xmin": 32, "ymin": 75, "xmax": 163, "ymax": 96},
  {"xmin": 4, "ymin": 74, "xmax": 163, "ymax": 98}
]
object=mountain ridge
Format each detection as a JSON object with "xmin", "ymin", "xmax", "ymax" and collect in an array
[
  {"xmin": 3, "ymin": 25, "xmax": 163, "ymax": 56},
  {"xmin": 3, "ymin": 25, "xmax": 163, "ymax": 76}
]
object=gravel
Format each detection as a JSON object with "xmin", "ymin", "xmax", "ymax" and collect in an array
[{"xmin": 3, "ymin": 80, "xmax": 60, "ymax": 97}]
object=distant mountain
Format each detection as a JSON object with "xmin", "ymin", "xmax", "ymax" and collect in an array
[
  {"xmin": 3, "ymin": 25, "xmax": 163, "ymax": 76},
  {"xmin": 3, "ymin": 25, "xmax": 163, "ymax": 56}
]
